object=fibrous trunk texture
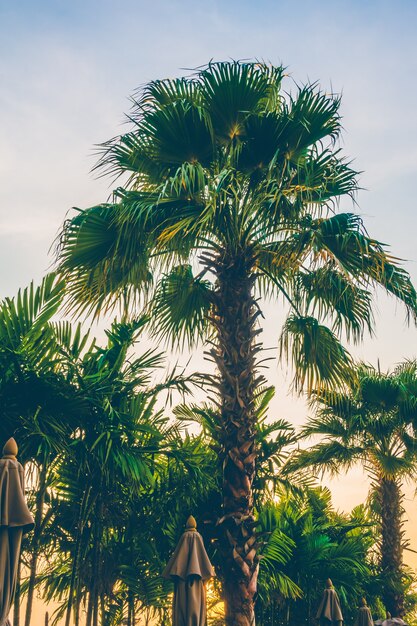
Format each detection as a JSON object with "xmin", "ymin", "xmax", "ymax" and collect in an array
[
  {"xmin": 207, "ymin": 248, "xmax": 263, "ymax": 626},
  {"xmin": 378, "ymin": 477, "xmax": 404, "ymax": 616}
]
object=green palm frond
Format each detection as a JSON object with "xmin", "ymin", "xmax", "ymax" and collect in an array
[
  {"xmin": 287, "ymin": 441, "xmax": 362, "ymax": 476},
  {"xmin": 360, "ymin": 374, "xmax": 402, "ymax": 410},
  {"xmin": 139, "ymin": 100, "xmax": 214, "ymax": 170},
  {"xmin": 294, "ymin": 148, "xmax": 358, "ymax": 203},
  {"xmin": 57, "ymin": 204, "xmax": 153, "ymax": 318},
  {"xmin": 151, "ymin": 264, "xmax": 214, "ymax": 347},
  {"xmin": 140, "ymin": 76, "xmax": 202, "ymax": 109},
  {"xmin": 200, "ymin": 61, "xmax": 284, "ymax": 143},
  {"xmin": 310, "ymin": 388, "xmax": 355, "ymax": 419},
  {"xmin": 298, "ymin": 265, "xmax": 374, "ymax": 342},
  {"xmin": 280, "ymin": 315, "xmax": 354, "ymax": 392},
  {"xmin": 0, "ymin": 273, "xmax": 64, "ymax": 352},
  {"xmin": 308, "ymin": 213, "xmax": 417, "ymax": 318},
  {"xmin": 284, "ymin": 83, "xmax": 342, "ymax": 155},
  {"xmin": 52, "ymin": 321, "xmax": 95, "ymax": 367},
  {"xmin": 119, "ymin": 564, "xmax": 170, "ymax": 611},
  {"xmin": 371, "ymin": 449, "xmax": 417, "ymax": 480},
  {"xmin": 300, "ymin": 414, "xmax": 352, "ymax": 440},
  {"xmin": 257, "ymin": 504, "xmax": 302, "ymax": 603}
]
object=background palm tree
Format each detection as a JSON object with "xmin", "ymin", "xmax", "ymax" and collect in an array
[
  {"xmin": 288, "ymin": 363, "xmax": 417, "ymax": 617},
  {"xmin": 56, "ymin": 60, "xmax": 417, "ymax": 624},
  {"xmin": 256, "ymin": 488, "xmax": 375, "ymax": 626}
]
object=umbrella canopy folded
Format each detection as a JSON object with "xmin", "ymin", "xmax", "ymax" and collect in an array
[
  {"xmin": 316, "ymin": 579, "xmax": 343, "ymax": 625},
  {"xmin": 163, "ymin": 516, "xmax": 214, "ymax": 626},
  {"xmin": 0, "ymin": 438, "xmax": 34, "ymax": 626},
  {"xmin": 355, "ymin": 599, "xmax": 374, "ymax": 626}
]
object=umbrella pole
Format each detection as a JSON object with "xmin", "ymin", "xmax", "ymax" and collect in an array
[{"xmin": 13, "ymin": 559, "xmax": 21, "ymax": 626}]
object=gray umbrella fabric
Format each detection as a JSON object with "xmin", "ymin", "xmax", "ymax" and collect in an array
[
  {"xmin": 355, "ymin": 601, "xmax": 374, "ymax": 626},
  {"xmin": 163, "ymin": 516, "xmax": 214, "ymax": 626},
  {"xmin": 316, "ymin": 580, "xmax": 343, "ymax": 626},
  {"xmin": 0, "ymin": 439, "xmax": 34, "ymax": 626}
]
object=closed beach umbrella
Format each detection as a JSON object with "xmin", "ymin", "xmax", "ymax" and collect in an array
[
  {"xmin": 355, "ymin": 598, "xmax": 374, "ymax": 626},
  {"xmin": 163, "ymin": 515, "xmax": 214, "ymax": 626},
  {"xmin": 0, "ymin": 438, "xmax": 34, "ymax": 626},
  {"xmin": 316, "ymin": 578, "xmax": 343, "ymax": 626}
]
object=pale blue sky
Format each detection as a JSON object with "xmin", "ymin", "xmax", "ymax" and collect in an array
[
  {"xmin": 1, "ymin": 0, "xmax": 417, "ymax": 522},
  {"xmin": 1, "ymin": 0, "xmax": 417, "ymax": 292}
]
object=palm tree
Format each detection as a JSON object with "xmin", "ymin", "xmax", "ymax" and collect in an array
[
  {"xmin": 56, "ymin": 61, "xmax": 417, "ymax": 624},
  {"xmin": 288, "ymin": 363, "xmax": 417, "ymax": 617}
]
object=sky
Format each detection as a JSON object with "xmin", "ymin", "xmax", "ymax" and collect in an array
[{"xmin": 2, "ymin": 0, "xmax": 417, "ymax": 604}]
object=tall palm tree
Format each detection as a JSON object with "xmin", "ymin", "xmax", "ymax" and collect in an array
[
  {"xmin": 288, "ymin": 363, "xmax": 417, "ymax": 617},
  {"xmin": 56, "ymin": 61, "xmax": 417, "ymax": 624}
]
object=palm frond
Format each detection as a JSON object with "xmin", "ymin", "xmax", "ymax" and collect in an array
[
  {"xmin": 280, "ymin": 314, "xmax": 354, "ymax": 392},
  {"xmin": 151, "ymin": 264, "xmax": 213, "ymax": 348},
  {"xmin": 298, "ymin": 265, "xmax": 374, "ymax": 342}
]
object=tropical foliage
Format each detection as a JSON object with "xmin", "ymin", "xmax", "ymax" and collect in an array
[
  {"xmin": 288, "ymin": 362, "xmax": 417, "ymax": 617},
  {"xmin": 0, "ymin": 277, "xmax": 210, "ymax": 626},
  {"xmin": 1, "ymin": 277, "xmax": 417, "ymax": 625},
  {"xmin": 256, "ymin": 488, "xmax": 376, "ymax": 626}
]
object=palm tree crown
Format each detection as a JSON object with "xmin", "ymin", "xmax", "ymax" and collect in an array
[{"xmin": 57, "ymin": 60, "xmax": 416, "ymax": 391}]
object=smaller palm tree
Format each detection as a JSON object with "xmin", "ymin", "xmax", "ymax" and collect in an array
[
  {"xmin": 288, "ymin": 363, "xmax": 417, "ymax": 617},
  {"xmin": 256, "ymin": 487, "xmax": 374, "ymax": 626},
  {"xmin": 41, "ymin": 317, "xmax": 210, "ymax": 626}
]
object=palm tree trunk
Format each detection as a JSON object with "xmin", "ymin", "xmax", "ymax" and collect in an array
[
  {"xmin": 93, "ymin": 507, "xmax": 103, "ymax": 626},
  {"xmin": 127, "ymin": 589, "xmax": 134, "ymax": 626},
  {"xmin": 100, "ymin": 593, "xmax": 105, "ymax": 626},
  {"xmin": 87, "ymin": 499, "xmax": 102, "ymax": 626},
  {"xmin": 65, "ymin": 488, "xmax": 90, "ymax": 626},
  {"xmin": 378, "ymin": 476, "xmax": 404, "ymax": 616},
  {"xmin": 24, "ymin": 463, "xmax": 47, "ymax": 626},
  {"xmin": 65, "ymin": 525, "xmax": 82, "ymax": 626},
  {"xmin": 208, "ymin": 249, "xmax": 263, "ymax": 626},
  {"xmin": 86, "ymin": 591, "xmax": 94, "ymax": 626},
  {"xmin": 74, "ymin": 587, "xmax": 81, "ymax": 626}
]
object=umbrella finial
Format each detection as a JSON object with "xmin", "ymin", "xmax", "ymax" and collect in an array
[
  {"xmin": 325, "ymin": 578, "xmax": 333, "ymax": 588},
  {"xmin": 361, "ymin": 597, "xmax": 367, "ymax": 606},
  {"xmin": 186, "ymin": 515, "xmax": 197, "ymax": 531},
  {"xmin": 3, "ymin": 438, "xmax": 18, "ymax": 459}
]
